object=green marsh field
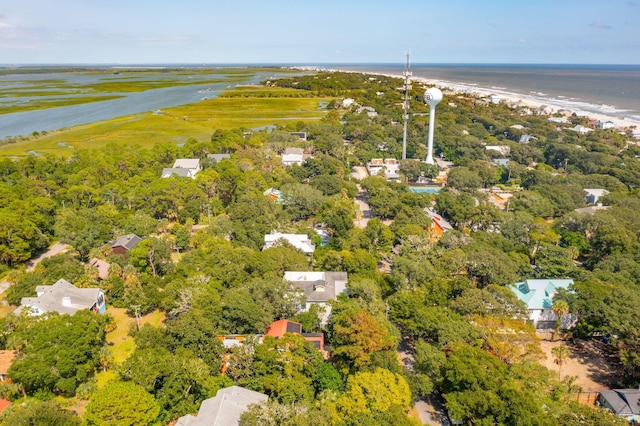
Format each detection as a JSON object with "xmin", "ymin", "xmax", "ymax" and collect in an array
[{"xmin": 0, "ymin": 69, "xmax": 329, "ymax": 157}]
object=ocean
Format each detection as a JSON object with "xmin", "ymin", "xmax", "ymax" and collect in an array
[
  {"xmin": 331, "ymin": 64, "xmax": 640, "ymax": 123},
  {"xmin": 1, "ymin": 64, "xmax": 639, "ymax": 139}
]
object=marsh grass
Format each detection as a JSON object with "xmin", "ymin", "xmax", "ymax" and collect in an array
[
  {"xmin": 0, "ymin": 87, "xmax": 331, "ymax": 157},
  {"xmin": 0, "ymin": 68, "xmax": 267, "ymax": 115},
  {"xmin": 0, "ymin": 95, "xmax": 124, "ymax": 114}
]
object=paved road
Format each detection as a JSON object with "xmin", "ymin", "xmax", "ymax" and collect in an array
[
  {"xmin": 354, "ymin": 185, "xmax": 373, "ymax": 229},
  {"xmin": 25, "ymin": 242, "xmax": 70, "ymax": 272},
  {"xmin": 0, "ymin": 242, "xmax": 71, "ymax": 296}
]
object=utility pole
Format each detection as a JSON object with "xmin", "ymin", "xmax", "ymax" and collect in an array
[
  {"xmin": 402, "ymin": 50, "xmax": 411, "ymax": 160},
  {"xmin": 131, "ymin": 304, "xmax": 141, "ymax": 331}
]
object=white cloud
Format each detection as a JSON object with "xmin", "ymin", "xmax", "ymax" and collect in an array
[
  {"xmin": 518, "ymin": 38, "xmax": 527, "ymax": 44},
  {"xmin": 590, "ymin": 22, "xmax": 612, "ymax": 30}
]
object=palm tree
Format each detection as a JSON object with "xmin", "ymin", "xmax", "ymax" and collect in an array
[
  {"xmin": 552, "ymin": 344, "xmax": 571, "ymax": 380},
  {"xmin": 552, "ymin": 299, "xmax": 570, "ymax": 338}
]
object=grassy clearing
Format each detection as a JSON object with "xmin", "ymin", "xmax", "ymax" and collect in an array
[
  {"xmin": 105, "ymin": 307, "xmax": 165, "ymax": 364},
  {"xmin": 0, "ymin": 88, "xmax": 332, "ymax": 157}
]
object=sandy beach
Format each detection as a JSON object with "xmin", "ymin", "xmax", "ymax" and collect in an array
[
  {"xmin": 412, "ymin": 75, "xmax": 640, "ymax": 133},
  {"xmin": 310, "ymin": 66, "xmax": 640, "ymax": 136}
]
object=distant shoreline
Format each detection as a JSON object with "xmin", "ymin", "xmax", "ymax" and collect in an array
[{"xmin": 297, "ymin": 66, "xmax": 640, "ymax": 137}]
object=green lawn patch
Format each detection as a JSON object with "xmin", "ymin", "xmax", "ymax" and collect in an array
[{"xmin": 106, "ymin": 307, "xmax": 165, "ymax": 364}]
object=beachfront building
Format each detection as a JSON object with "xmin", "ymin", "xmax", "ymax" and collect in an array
[
  {"xmin": 597, "ymin": 120, "xmax": 616, "ymax": 130},
  {"xmin": 510, "ymin": 279, "xmax": 575, "ymax": 329},
  {"xmin": 567, "ymin": 124, "xmax": 593, "ymax": 135}
]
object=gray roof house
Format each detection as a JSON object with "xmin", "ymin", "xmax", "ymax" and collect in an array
[
  {"xmin": 598, "ymin": 389, "xmax": 640, "ymax": 422},
  {"xmin": 282, "ymin": 148, "xmax": 305, "ymax": 167},
  {"xmin": 111, "ymin": 234, "xmax": 142, "ymax": 256},
  {"xmin": 175, "ymin": 386, "xmax": 268, "ymax": 426},
  {"xmin": 207, "ymin": 153, "xmax": 231, "ymax": 163},
  {"xmin": 16, "ymin": 279, "xmax": 106, "ymax": 316},
  {"xmin": 162, "ymin": 158, "xmax": 201, "ymax": 178},
  {"xmin": 283, "ymin": 271, "xmax": 348, "ymax": 324},
  {"xmin": 161, "ymin": 168, "xmax": 192, "ymax": 178}
]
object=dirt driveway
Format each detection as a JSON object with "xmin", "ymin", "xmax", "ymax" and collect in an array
[{"xmin": 539, "ymin": 337, "xmax": 623, "ymax": 391}]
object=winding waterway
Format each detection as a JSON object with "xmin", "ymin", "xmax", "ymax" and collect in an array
[{"xmin": 0, "ymin": 70, "xmax": 283, "ymax": 139}]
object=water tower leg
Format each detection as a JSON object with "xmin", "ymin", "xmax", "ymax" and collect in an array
[{"xmin": 425, "ymin": 107, "xmax": 436, "ymax": 164}]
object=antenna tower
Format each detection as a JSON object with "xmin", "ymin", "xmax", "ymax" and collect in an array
[{"xmin": 401, "ymin": 50, "xmax": 411, "ymax": 160}]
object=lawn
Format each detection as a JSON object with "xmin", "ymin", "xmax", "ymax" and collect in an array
[
  {"xmin": 0, "ymin": 87, "xmax": 332, "ymax": 157},
  {"xmin": 105, "ymin": 307, "xmax": 165, "ymax": 365}
]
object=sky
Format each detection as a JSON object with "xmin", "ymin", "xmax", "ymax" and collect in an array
[{"xmin": 1, "ymin": 0, "xmax": 638, "ymax": 65}]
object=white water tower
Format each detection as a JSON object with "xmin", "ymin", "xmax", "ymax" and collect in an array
[{"xmin": 424, "ymin": 87, "xmax": 443, "ymax": 165}]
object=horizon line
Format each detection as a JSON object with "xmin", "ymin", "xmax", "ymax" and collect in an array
[{"xmin": 2, "ymin": 62, "xmax": 640, "ymax": 67}]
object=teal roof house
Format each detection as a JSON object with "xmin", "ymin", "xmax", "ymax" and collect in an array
[{"xmin": 510, "ymin": 279, "xmax": 574, "ymax": 329}]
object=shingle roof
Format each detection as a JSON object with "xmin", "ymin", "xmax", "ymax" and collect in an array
[
  {"xmin": 283, "ymin": 271, "xmax": 348, "ymax": 303},
  {"xmin": 162, "ymin": 167, "xmax": 192, "ymax": 178},
  {"xmin": 510, "ymin": 279, "xmax": 574, "ymax": 310},
  {"xmin": 173, "ymin": 158, "xmax": 200, "ymax": 169},
  {"xmin": 600, "ymin": 389, "xmax": 640, "ymax": 416},
  {"xmin": 207, "ymin": 154, "xmax": 230, "ymax": 162},
  {"xmin": 19, "ymin": 279, "xmax": 103, "ymax": 315},
  {"xmin": 175, "ymin": 386, "xmax": 268, "ymax": 426},
  {"xmin": 111, "ymin": 234, "xmax": 142, "ymax": 250}
]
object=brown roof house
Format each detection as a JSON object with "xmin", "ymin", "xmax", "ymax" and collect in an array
[
  {"xmin": 283, "ymin": 271, "xmax": 348, "ymax": 325},
  {"xmin": 15, "ymin": 278, "xmax": 106, "ymax": 316},
  {"xmin": 265, "ymin": 319, "xmax": 325, "ymax": 352},
  {"xmin": 88, "ymin": 258, "xmax": 110, "ymax": 280},
  {"xmin": 111, "ymin": 234, "xmax": 142, "ymax": 257},
  {"xmin": 175, "ymin": 385, "xmax": 268, "ymax": 426}
]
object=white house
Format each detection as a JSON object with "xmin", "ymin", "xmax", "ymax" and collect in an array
[
  {"xmin": 16, "ymin": 279, "xmax": 106, "ymax": 316},
  {"xmin": 584, "ymin": 188, "xmax": 609, "ymax": 205},
  {"xmin": 263, "ymin": 233, "xmax": 315, "ymax": 254},
  {"xmin": 485, "ymin": 145, "xmax": 511, "ymax": 156},
  {"xmin": 366, "ymin": 158, "xmax": 399, "ymax": 180},
  {"xmin": 162, "ymin": 158, "xmax": 201, "ymax": 178},
  {"xmin": 598, "ymin": 120, "xmax": 616, "ymax": 130},
  {"xmin": 548, "ymin": 117, "xmax": 569, "ymax": 124},
  {"xmin": 283, "ymin": 271, "xmax": 348, "ymax": 325},
  {"xmin": 510, "ymin": 279, "xmax": 575, "ymax": 329},
  {"xmin": 282, "ymin": 148, "xmax": 304, "ymax": 167},
  {"xmin": 342, "ymin": 98, "xmax": 355, "ymax": 108},
  {"xmin": 567, "ymin": 125, "xmax": 593, "ymax": 135}
]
